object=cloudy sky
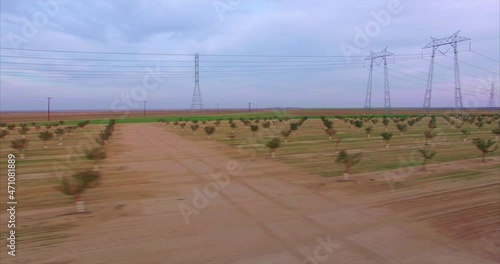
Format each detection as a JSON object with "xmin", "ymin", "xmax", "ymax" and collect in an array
[{"xmin": 0, "ymin": 0, "xmax": 499, "ymax": 111}]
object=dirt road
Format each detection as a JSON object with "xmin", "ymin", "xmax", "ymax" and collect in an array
[{"xmin": 7, "ymin": 124, "xmax": 497, "ymax": 264}]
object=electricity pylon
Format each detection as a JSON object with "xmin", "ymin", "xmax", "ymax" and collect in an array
[
  {"xmin": 364, "ymin": 47, "xmax": 393, "ymax": 114},
  {"xmin": 422, "ymin": 31, "xmax": 470, "ymax": 114},
  {"xmin": 191, "ymin": 53, "xmax": 203, "ymax": 111}
]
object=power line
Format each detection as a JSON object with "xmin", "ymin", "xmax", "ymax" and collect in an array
[
  {"xmin": 0, "ymin": 65, "xmax": 364, "ymax": 79},
  {"xmin": 469, "ymin": 50, "xmax": 500, "ymax": 63},
  {"xmin": 392, "ymin": 61, "xmax": 454, "ymax": 83},
  {"xmin": 0, "ymin": 64, "xmax": 364, "ymax": 76},
  {"xmin": 0, "ymin": 61, "xmax": 366, "ymax": 69},
  {"xmin": 0, "ymin": 46, "xmax": 446, "ymax": 58},
  {"xmin": 443, "ymin": 54, "xmax": 500, "ymax": 75},
  {"xmin": 377, "ymin": 68, "xmax": 491, "ymax": 96},
  {"xmin": 0, "ymin": 47, "xmax": 193, "ymax": 56},
  {"xmin": 423, "ymin": 58, "xmax": 493, "ymax": 82},
  {"xmin": 0, "ymin": 55, "xmax": 192, "ymax": 63}
]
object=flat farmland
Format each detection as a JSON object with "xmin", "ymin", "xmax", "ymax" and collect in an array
[{"xmin": 0, "ymin": 112, "xmax": 499, "ymax": 263}]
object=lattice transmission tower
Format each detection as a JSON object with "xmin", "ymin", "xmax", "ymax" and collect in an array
[
  {"xmin": 364, "ymin": 47, "xmax": 393, "ymax": 114},
  {"xmin": 422, "ymin": 31, "xmax": 470, "ymax": 114},
  {"xmin": 191, "ymin": 53, "xmax": 203, "ymax": 111}
]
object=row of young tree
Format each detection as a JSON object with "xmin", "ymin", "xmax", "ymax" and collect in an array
[
  {"xmin": 1, "ymin": 119, "xmax": 115, "ymax": 213},
  {"xmin": 161, "ymin": 114, "xmax": 498, "ymax": 179},
  {"xmin": 54, "ymin": 119, "xmax": 115, "ymax": 213},
  {"xmin": 4, "ymin": 121, "xmax": 93, "ymax": 159}
]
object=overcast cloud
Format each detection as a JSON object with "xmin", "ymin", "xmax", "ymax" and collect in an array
[{"xmin": 0, "ymin": 0, "xmax": 498, "ymax": 111}]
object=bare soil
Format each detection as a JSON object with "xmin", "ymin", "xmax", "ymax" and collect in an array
[{"xmin": 1, "ymin": 123, "xmax": 498, "ymax": 263}]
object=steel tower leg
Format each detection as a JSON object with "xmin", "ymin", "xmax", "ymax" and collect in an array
[
  {"xmin": 383, "ymin": 57, "xmax": 391, "ymax": 114},
  {"xmin": 423, "ymin": 47, "xmax": 436, "ymax": 114},
  {"xmin": 453, "ymin": 42, "xmax": 463, "ymax": 113},
  {"xmin": 364, "ymin": 61, "xmax": 374, "ymax": 114}
]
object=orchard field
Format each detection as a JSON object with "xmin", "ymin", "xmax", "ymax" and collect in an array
[{"xmin": 0, "ymin": 109, "xmax": 499, "ymax": 264}]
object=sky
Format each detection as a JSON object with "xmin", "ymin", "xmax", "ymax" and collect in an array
[{"xmin": 0, "ymin": 0, "xmax": 499, "ymax": 111}]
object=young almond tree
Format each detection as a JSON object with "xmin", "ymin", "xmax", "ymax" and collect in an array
[
  {"xmin": 17, "ymin": 127, "xmax": 30, "ymax": 139},
  {"xmin": 354, "ymin": 120, "xmax": 363, "ymax": 132},
  {"xmin": 265, "ymin": 137, "xmax": 281, "ymax": 158},
  {"xmin": 262, "ymin": 121, "xmax": 271, "ymax": 131},
  {"xmin": 424, "ymin": 130, "xmax": 437, "ymax": 146},
  {"xmin": 365, "ymin": 126, "xmax": 373, "ymax": 138},
  {"xmin": 244, "ymin": 120, "xmax": 251, "ymax": 129},
  {"xmin": 287, "ymin": 122, "xmax": 297, "ymax": 134},
  {"xmin": 191, "ymin": 124, "xmax": 199, "ymax": 135},
  {"xmin": 230, "ymin": 122, "xmax": 237, "ymax": 133},
  {"xmin": 325, "ymin": 128, "xmax": 337, "ymax": 140},
  {"xmin": 204, "ymin": 126, "xmax": 216, "ymax": 139},
  {"xmin": 335, "ymin": 150, "xmax": 362, "ymax": 181},
  {"xmin": 427, "ymin": 119, "xmax": 437, "ymax": 131},
  {"xmin": 250, "ymin": 124, "xmax": 259, "ymax": 137},
  {"xmin": 474, "ymin": 121, "xmax": 484, "ymax": 131},
  {"xmin": 418, "ymin": 148, "xmax": 436, "ymax": 171},
  {"xmin": 281, "ymin": 130, "xmax": 292, "ymax": 142},
  {"xmin": 396, "ymin": 123, "xmax": 408, "ymax": 136},
  {"xmin": 10, "ymin": 138, "xmax": 29, "ymax": 159},
  {"xmin": 380, "ymin": 132, "xmax": 393, "ymax": 149},
  {"xmin": 55, "ymin": 127, "xmax": 65, "ymax": 145},
  {"xmin": 382, "ymin": 118, "xmax": 390, "ymax": 132},
  {"xmin": 38, "ymin": 131, "xmax": 54, "ymax": 148},
  {"xmin": 179, "ymin": 123, "xmax": 187, "ymax": 131},
  {"xmin": 55, "ymin": 170, "xmax": 101, "ymax": 213},
  {"xmin": 472, "ymin": 138, "xmax": 498, "ymax": 162},
  {"xmin": 407, "ymin": 119, "xmax": 416, "ymax": 130},
  {"xmin": 85, "ymin": 147, "xmax": 107, "ymax": 171},
  {"xmin": 371, "ymin": 118, "xmax": 379, "ymax": 127},
  {"xmin": 461, "ymin": 129, "xmax": 471, "ymax": 142}
]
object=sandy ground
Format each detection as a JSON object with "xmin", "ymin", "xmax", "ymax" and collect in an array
[{"xmin": 2, "ymin": 123, "xmax": 499, "ymax": 264}]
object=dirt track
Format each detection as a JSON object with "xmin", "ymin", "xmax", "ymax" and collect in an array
[{"xmin": 6, "ymin": 123, "xmax": 498, "ymax": 264}]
